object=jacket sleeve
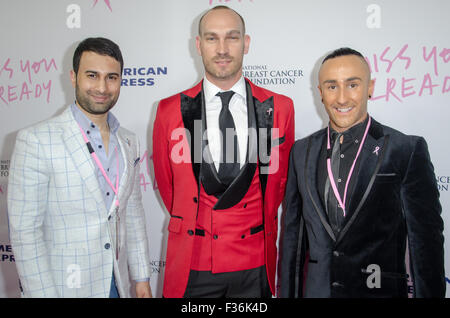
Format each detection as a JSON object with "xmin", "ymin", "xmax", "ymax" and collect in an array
[
  {"xmin": 7, "ymin": 129, "xmax": 58, "ymax": 297},
  {"xmin": 125, "ymin": 137, "xmax": 151, "ymax": 281},
  {"xmin": 152, "ymin": 100, "xmax": 174, "ymax": 214},
  {"xmin": 401, "ymin": 137, "xmax": 445, "ymax": 297},
  {"xmin": 283, "ymin": 99, "xmax": 296, "ymax": 167},
  {"xmin": 279, "ymin": 142, "xmax": 307, "ymax": 298}
]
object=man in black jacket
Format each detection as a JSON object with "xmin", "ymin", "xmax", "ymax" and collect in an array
[{"xmin": 280, "ymin": 47, "xmax": 445, "ymax": 298}]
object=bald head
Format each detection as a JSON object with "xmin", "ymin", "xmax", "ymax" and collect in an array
[
  {"xmin": 195, "ymin": 5, "xmax": 250, "ymax": 90},
  {"xmin": 198, "ymin": 5, "xmax": 246, "ymax": 36}
]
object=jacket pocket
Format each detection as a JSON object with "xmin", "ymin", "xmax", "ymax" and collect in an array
[
  {"xmin": 375, "ymin": 172, "xmax": 399, "ymax": 183},
  {"xmin": 168, "ymin": 215, "xmax": 183, "ymax": 233},
  {"xmin": 271, "ymin": 135, "xmax": 286, "ymax": 148}
]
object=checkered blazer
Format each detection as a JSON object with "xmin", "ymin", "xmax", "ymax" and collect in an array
[{"xmin": 7, "ymin": 106, "xmax": 151, "ymax": 297}]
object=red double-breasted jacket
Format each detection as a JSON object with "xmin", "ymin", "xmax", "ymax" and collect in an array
[{"xmin": 153, "ymin": 79, "xmax": 295, "ymax": 297}]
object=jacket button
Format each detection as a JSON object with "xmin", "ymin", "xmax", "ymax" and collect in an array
[
  {"xmin": 104, "ymin": 243, "xmax": 111, "ymax": 249},
  {"xmin": 193, "ymin": 197, "xmax": 198, "ymax": 203},
  {"xmin": 213, "ymin": 235, "xmax": 218, "ymax": 240},
  {"xmin": 187, "ymin": 230, "xmax": 194, "ymax": 236},
  {"xmin": 333, "ymin": 251, "xmax": 340, "ymax": 257},
  {"xmin": 331, "ymin": 282, "xmax": 343, "ymax": 288}
]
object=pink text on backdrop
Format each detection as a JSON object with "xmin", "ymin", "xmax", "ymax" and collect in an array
[
  {"xmin": 371, "ymin": 75, "xmax": 450, "ymax": 102},
  {"xmin": 20, "ymin": 58, "xmax": 57, "ymax": 84},
  {"xmin": 92, "ymin": 0, "xmax": 113, "ymax": 12},
  {"xmin": 0, "ymin": 58, "xmax": 57, "ymax": 105},
  {"xmin": 366, "ymin": 45, "xmax": 449, "ymax": 102},
  {"xmin": 422, "ymin": 47, "xmax": 450, "ymax": 76},
  {"xmin": 139, "ymin": 150, "xmax": 158, "ymax": 192},
  {"xmin": 365, "ymin": 44, "xmax": 411, "ymax": 74},
  {"xmin": 0, "ymin": 59, "xmax": 13, "ymax": 79},
  {"xmin": 0, "ymin": 81, "xmax": 52, "ymax": 105}
]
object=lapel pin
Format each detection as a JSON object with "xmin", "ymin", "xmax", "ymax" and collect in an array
[
  {"xmin": 373, "ymin": 146, "xmax": 380, "ymax": 156},
  {"xmin": 266, "ymin": 108, "xmax": 273, "ymax": 116}
]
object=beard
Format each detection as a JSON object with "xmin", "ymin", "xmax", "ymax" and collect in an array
[
  {"xmin": 203, "ymin": 53, "xmax": 243, "ymax": 82},
  {"xmin": 74, "ymin": 85, "xmax": 118, "ymax": 115}
]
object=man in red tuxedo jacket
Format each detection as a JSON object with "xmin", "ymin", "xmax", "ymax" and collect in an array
[{"xmin": 153, "ymin": 6, "xmax": 294, "ymax": 298}]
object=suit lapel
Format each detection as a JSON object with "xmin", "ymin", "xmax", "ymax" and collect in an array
[
  {"xmin": 180, "ymin": 87, "xmax": 203, "ymax": 185},
  {"xmin": 252, "ymin": 85, "xmax": 274, "ymax": 197},
  {"xmin": 115, "ymin": 129, "xmax": 133, "ymax": 216},
  {"xmin": 305, "ymin": 130, "xmax": 337, "ymax": 242},
  {"xmin": 336, "ymin": 119, "xmax": 389, "ymax": 244},
  {"xmin": 61, "ymin": 108, "xmax": 106, "ymax": 212}
]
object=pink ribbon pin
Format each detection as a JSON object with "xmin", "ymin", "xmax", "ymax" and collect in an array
[{"xmin": 373, "ymin": 146, "xmax": 380, "ymax": 156}]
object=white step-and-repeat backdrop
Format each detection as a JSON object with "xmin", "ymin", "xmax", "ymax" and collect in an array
[{"xmin": 0, "ymin": 0, "xmax": 448, "ymax": 297}]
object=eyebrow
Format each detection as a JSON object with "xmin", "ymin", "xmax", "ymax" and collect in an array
[
  {"xmin": 85, "ymin": 70, "xmax": 120, "ymax": 77},
  {"xmin": 227, "ymin": 30, "xmax": 242, "ymax": 36},
  {"xmin": 346, "ymin": 76, "xmax": 363, "ymax": 82},
  {"xmin": 202, "ymin": 29, "xmax": 242, "ymax": 37},
  {"xmin": 322, "ymin": 77, "xmax": 363, "ymax": 85}
]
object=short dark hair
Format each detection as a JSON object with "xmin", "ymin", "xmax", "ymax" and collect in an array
[
  {"xmin": 322, "ymin": 47, "xmax": 365, "ymax": 64},
  {"xmin": 198, "ymin": 5, "xmax": 246, "ymax": 35},
  {"xmin": 72, "ymin": 37, "xmax": 124, "ymax": 74}
]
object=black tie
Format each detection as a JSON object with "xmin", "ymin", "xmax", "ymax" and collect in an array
[
  {"xmin": 216, "ymin": 91, "xmax": 240, "ymax": 186},
  {"xmin": 325, "ymin": 131, "xmax": 344, "ymax": 235}
]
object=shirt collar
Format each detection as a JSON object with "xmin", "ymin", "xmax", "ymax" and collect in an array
[
  {"xmin": 203, "ymin": 76, "xmax": 246, "ymax": 103},
  {"xmin": 70, "ymin": 102, "xmax": 120, "ymax": 134},
  {"xmin": 329, "ymin": 115, "xmax": 370, "ymax": 142}
]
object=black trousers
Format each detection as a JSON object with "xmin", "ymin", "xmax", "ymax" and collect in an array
[{"xmin": 183, "ymin": 266, "xmax": 271, "ymax": 298}]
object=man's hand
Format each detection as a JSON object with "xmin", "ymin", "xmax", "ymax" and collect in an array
[{"xmin": 136, "ymin": 281, "xmax": 152, "ymax": 298}]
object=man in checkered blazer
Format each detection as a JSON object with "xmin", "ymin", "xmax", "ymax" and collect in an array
[{"xmin": 7, "ymin": 38, "xmax": 152, "ymax": 298}]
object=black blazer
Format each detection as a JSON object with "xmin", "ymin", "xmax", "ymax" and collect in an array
[{"xmin": 280, "ymin": 118, "xmax": 445, "ymax": 298}]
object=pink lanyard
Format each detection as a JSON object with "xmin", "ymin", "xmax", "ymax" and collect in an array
[
  {"xmin": 78, "ymin": 124, "xmax": 120, "ymax": 208},
  {"xmin": 326, "ymin": 116, "xmax": 371, "ymax": 217}
]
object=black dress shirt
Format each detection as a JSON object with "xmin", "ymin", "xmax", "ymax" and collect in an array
[{"xmin": 317, "ymin": 116, "xmax": 370, "ymax": 236}]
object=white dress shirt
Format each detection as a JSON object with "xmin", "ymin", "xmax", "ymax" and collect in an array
[{"xmin": 203, "ymin": 76, "xmax": 248, "ymax": 170}]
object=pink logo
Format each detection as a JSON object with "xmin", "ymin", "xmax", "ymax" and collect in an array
[
  {"xmin": 92, "ymin": 0, "xmax": 112, "ymax": 12},
  {"xmin": 373, "ymin": 146, "xmax": 380, "ymax": 156}
]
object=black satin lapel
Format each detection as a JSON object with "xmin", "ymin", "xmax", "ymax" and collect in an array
[
  {"xmin": 305, "ymin": 132, "xmax": 337, "ymax": 242},
  {"xmin": 213, "ymin": 82, "xmax": 258, "ymax": 210},
  {"xmin": 336, "ymin": 134, "xmax": 390, "ymax": 244},
  {"xmin": 213, "ymin": 162, "xmax": 256, "ymax": 210},
  {"xmin": 345, "ymin": 117, "xmax": 385, "ymax": 217},
  {"xmin": 201, "ymin": 149, "xmax": 227, "ymax": 198},
  {"xmin": 180, "ymin": 92, "xmax": 202, "ymax": 184},
  {"xmin": 253, "ymin": 89, "xmax": 274, "ymax": 196},
  {"xmin": 345, "ymin": 136, "xmax": 380, "ymax": 217}
]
